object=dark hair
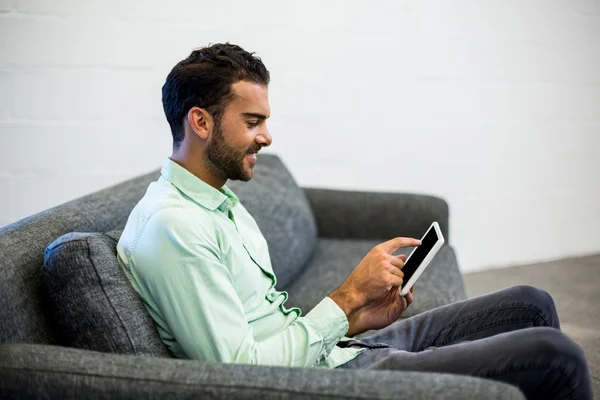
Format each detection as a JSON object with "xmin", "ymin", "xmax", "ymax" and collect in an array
[{"xmin": 162, "ymin": 43, "xmax": 270, "ymax": 148}]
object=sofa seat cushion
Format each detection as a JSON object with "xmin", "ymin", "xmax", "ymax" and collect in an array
[
  {"xmin": 284, "ymin": 238, "xmax": 466, "ymax": 318},
  {"xmin": 42, "ymin": 231, "xmax": 172, "ymax": 357},
  {"xmin": 227, "ymin": 154, "xmax": 318, "ymax": 288}
]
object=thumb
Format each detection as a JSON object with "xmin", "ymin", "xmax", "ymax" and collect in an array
[
  {"xmin": 396, "ymin": 254, "xmax": 407, "ymax": 262},
  {"xmin": 380, "ymin": 237, "xmax": 421, "ymax": 254}
]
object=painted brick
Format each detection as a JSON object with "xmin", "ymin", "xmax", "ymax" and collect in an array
[
  {"xmin": 0, "ymin": 71, "xmax": 12, "ymax": 119},
  {"xmin": 16, "ymin": 0, "xmax": 120, "ymax": 17},
  {"xmin": 11, "ymin": 68, "xmax": 164, "ymax": 120},
  {"xmin": 0, "ymin": 121, "xmax": 169, "ymax": 173},
  {"xmin": 0, "ymin": 16, "xmax": 174, "ymax": 68},
  {"xmin": 0, "ymin": 0, "xmax": 14, "ymax": 12}
]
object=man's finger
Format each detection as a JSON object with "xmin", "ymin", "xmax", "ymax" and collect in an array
[
  {"xmin": 379, "ymin": 237, "xmax": 421, "ymax": 254},
  {"xmin": 405, "ymin": 291, "xmax": 413, "ymax": 306},
  {"xmin": 388, "ymin": 266, "xmax": 404, "ymax": 279},
  {"xmin": 389, "ymin": 256, "xmax": 405, "ymax": 270},
  {"xmin": 390, "ymin": 275, "xmax": 404, "ymax": 288}
]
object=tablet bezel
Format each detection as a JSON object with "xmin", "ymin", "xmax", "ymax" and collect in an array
[{"xmin": 399, "ymin": 221, "xmax": 445, "ymax": 296}]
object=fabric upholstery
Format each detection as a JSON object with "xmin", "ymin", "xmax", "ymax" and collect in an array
[
  {"xmin": 42, "ymin": 231, "xmax": 171, "ymax": 357},
  {"xmin": 228, "ymin": 154, "xmax": 318, "ymax": 288},
  {"xmin": 304, "ymin": 188, "xmax": 451, "ymax": 242},
  {"xmin": 0, "ymin": 344, "xmax": 526, "ymax": 400},
  {"xmin": 285, "ymin": 239, "xmax": 466, "ymax": 319}
]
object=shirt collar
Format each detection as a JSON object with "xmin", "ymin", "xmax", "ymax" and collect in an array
[{"xmin": 160, "ymin": 158, "xmax": 239, "ymax": 212}]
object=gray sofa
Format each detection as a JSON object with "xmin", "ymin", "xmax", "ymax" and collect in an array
[{"xmin": 0, "ymin": 155, "xmax": 525, "ymax": 399}]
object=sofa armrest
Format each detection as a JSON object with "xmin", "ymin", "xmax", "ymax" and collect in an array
[
  {"xmin": 0, "ymin": 344, "xmax": 524, "ymax": 400},
  {"xmin": 303, "ymin": 188, "xmax": 450, "ymax": 242}
]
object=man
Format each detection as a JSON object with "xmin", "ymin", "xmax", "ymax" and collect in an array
[{"xmin": 116, "ymin": 43, "xmax": 591, "ymax": 399}]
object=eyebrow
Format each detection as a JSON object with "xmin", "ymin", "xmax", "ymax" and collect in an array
[{"xmin": 242, "ymin": 112, "xmax": 269, "ymax": 120}]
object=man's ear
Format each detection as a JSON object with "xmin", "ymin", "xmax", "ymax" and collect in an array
[{"xmin": 187, "ymin": 107, "xmax": 213, "ymax": 140}]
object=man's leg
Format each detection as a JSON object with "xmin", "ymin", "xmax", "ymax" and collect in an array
[
  {"xmin": 337, "ymin": 286, "xmax": 592, "ymax": 399},
  {"xmin": 340, "ymin": 327, "xmax": 591, "ymax": 399},
  {"xmin": 359, "ymin": 285, "xmax": 560, "ymax": 351}
]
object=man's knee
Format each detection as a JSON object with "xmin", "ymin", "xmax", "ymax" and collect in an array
[
  {"xmin": 507, "ymin": 285, "xmax": 559, "ymax": 328},
  {"xmin": 532, "ymin": 328, "xmax": 591, "ymax": 396},
  {"xmin": 534, "ymin": 328, "xmax": 582, "ymax": 359}
]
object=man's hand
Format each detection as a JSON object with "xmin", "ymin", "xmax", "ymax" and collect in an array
[
  {"xmin": 328, "ymin": 237, "xmax": 421, "ymax": 319},
  {"xmin": 346, "ymin": 277, "xmax": 414, "ymax": 337}
]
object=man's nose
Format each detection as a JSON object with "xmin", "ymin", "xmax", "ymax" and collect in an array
[{"xmin": 257, "ymin": 128, "xmax": 272, "ymax": 147}]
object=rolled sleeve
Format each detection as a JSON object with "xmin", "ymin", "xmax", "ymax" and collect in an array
[{"xmin": 303, "ymin": 296, "xmax": 349, "ymax": 357}]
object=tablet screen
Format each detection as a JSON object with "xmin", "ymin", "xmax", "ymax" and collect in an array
[{"xmin": 401, "ymin": 225, "xmax": 439, "ymax": 288}]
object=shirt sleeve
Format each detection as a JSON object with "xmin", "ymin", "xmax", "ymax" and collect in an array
[{"xmin": 131, "ymin": 206, "xmax": 349, "ymax": 367}]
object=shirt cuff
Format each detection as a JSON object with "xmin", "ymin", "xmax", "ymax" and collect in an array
[{"xmin": 304, "ymin": 296, "xmax": 349, "ymax": 354}]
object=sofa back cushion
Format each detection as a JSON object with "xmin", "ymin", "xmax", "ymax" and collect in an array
[
  {"xmin": 227, "ymin": 154, "xmax": 317, "ymax": 289},
  {"xmin": 42, "ymin": 231, "xmax": 172, "ymax": 357}
]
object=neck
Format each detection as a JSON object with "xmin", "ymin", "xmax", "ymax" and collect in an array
[{"xmin": 170, "ymin": 147, "xmax": 226, "ymax": 189}]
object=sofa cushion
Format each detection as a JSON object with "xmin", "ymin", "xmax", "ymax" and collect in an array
[
  {"xmin": 227, "ymin": 154, "xmax": 318, "ymax": 289},
  {"xmin": 42, "ymin": 231, "xmax": 172, "ymax": 357}
]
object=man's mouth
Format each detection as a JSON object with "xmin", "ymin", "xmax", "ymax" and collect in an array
[{"xmin": 245, "ymin": 150, "xmax": 259, "ymax": 165}]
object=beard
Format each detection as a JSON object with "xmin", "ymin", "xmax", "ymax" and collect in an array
[{"xmin": 204, "ymin": 120, "xmax": 258, "ymax": 182}]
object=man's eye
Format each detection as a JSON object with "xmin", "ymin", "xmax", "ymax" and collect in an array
[{"xmin": 247, "ymin": 121, "xmax": 259, "ymax": 128}]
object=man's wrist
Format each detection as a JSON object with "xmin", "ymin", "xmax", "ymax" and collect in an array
[
  {"xmin": 328, "ymin": 287, "xmax": 362, "ymax": 318},
  {"xmin": 345, "ymin": 311, "xmax": 362, "ymax": 337}
]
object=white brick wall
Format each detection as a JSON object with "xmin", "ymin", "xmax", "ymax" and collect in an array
[{"xmin": 1, "ymin": 0, "xmax": 599, "ymax": 272}]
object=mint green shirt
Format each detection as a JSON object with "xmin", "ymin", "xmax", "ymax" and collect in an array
[{"xmin": 116, "ymin": 158, "xmax": 363, "ymax": 367}]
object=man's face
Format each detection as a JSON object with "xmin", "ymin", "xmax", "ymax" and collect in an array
[{"xmin": 205, "ymin": 81, "xmax": 272, "ymax": 182}]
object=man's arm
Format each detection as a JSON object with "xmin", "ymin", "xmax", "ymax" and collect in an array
[
  {"xmin": 327, "ymin": 239, "xmax": 421, "ymax": 336},
  {"xmin": 132, "ymin": 207, "xmax": 347, "ymax": 367}
]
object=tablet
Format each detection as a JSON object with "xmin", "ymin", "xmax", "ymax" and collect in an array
[{"xmin": 400, "ymin": 221, "xmax": 445, "ymax": 296}]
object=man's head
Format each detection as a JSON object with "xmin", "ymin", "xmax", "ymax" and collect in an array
[{"xmin": 162, "ymin": 43, "xmax": 271, "ymax": 186}]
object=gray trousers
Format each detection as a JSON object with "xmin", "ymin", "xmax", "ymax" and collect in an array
[{"xmin": 337, "ymin": 285, "xmax": 592, "ymax": 400}]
